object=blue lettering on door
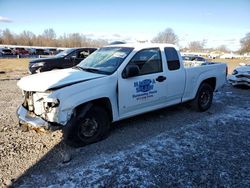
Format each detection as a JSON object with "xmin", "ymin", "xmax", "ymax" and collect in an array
[{"xmin": 134, "ymin": 79, "xmax": 156, "ymax": 93}]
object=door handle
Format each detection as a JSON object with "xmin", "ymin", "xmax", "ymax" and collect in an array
[{"xmin": 156, "ymin": 76, "xmax": 166, "ymax": 82}]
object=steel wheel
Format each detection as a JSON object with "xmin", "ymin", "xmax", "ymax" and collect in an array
[
  {"xmin": 63, "ymin": 106, "xmax": 110, "ymax": 147},
  {"xmin": 192, "ymin": 83, "xmax": 213, "ymax": 112},
  {"xmin": 78, "ymin": 118, "xmax": 99, "ymax": 138}
]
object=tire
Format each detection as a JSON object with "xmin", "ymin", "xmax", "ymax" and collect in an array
[
  {"xmin": 36, "ymin": 67, "xmax": 42, "ymax": 73},
  {"xmin": 35, "ymin": 67, "xmax": 44, "ymax": 73},
  {"xmin": 191, "ymin": 83, "xmax": 213, "ymax": 112},
  {"xmin": 63, "ymin": 106, "xmax": 110, "ymax": 147}
]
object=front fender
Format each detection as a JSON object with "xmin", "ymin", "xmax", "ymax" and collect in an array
[{"xmin": 52, "ymin": 74, "xmax": 118, "ymax": 125}]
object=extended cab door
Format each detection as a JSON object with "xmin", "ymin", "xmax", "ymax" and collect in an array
[
  {"xmin": 118, "ymin": 48, "xmax": 168, "ymax": 117},
  {"xmin": 163, "ymin": 47, "xmax": 185, "ymax": 105}
]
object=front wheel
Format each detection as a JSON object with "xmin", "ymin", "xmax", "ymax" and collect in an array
[
  {"xmin": 191, "ymin": 83, "xmax": 213, "ymax": 112},
  {"xmin": 63, "ymin": 106, "xmax": 110, "ymax": 147},
  {"xmin": 35, "ymin": 67, "xmax": 42, "ymax": 73}
]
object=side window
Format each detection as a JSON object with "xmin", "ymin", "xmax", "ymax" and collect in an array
[
  {"xmin": 69, "ymin": 51, "xmax": 77, "ymax": 58},
  {"xmin": 128, "ymin": 48, "xmax": 162, "ymax": 76},
  {"xmin": 78, "ymin": 50, "xmax": 90, "ymax": 59},
  {"xmin": 164, "ymin": 47, "xmax": 180, "ymax": 71}
]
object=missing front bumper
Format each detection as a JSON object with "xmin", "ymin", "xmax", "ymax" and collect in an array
[{"xmin": 16, "ymin": 105, "xmax": 51, "ymax": 130}]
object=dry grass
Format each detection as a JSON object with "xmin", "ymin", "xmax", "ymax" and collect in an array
[
  {"xmin": 211, "ymin": 58, "xmax": 250, "ymax": 73},
  {"xmin": 0, "ymin": 58, "xmax": 30, "ymax": 71},
  {"xmin": 0, "ymin": 58, "xmax": 33, "ymax": 80},
  {"xmin": 0, "ymin": 57, "xmax": 249, "ymax": 74}
]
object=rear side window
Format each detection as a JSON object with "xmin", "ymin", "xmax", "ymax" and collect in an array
[{"xmin": 164, "ymin": 47, "xmax": 180, "ymax": 71}]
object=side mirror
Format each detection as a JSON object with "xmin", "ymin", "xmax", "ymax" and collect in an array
[{"xmin": 122, "ymin": 65, "xmax": 140, "ymax": 78}]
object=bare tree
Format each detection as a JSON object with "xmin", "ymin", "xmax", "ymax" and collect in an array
[
  {"xmin": 188, "ymin": 40, "xmax": 206, "ymax": 51},
  {"xmin": 2, "ymin": 29, "xmax": 16, "ymax": 45},
  {"xmin": 0, "ymin": 28, "xmax": 108, "ymax": 47},
  {"xmin": 41, "ymin": 28, "xmax": 57, "ymax": 46},
  {"xmin": 90, "ymin": 39, "xmax": 108, "ymax": 47},
  {"xmin": 16, "ymin": 31, "xmax": 36, "ymax": 46},
  {"xmin": 68, "ymin": 33, "xmax": 82, "ymax": 47},
  {"xmin": 42, "ymin": 28, "xmax": 56, "ymax": 40},
  {"xmin": 152, "ymin": 28, "xmax": 179, "ymax": 44},
  {"xmin": 0, "ymin": 30, "xmax": 3, "ymax": 44},
  {"xmin": 216, "ymin": 45, "xmax": 229, "ymax": 53},
  {"xmin": 240, "ymin": 32, "xmax": 250, "ymax": 53}
]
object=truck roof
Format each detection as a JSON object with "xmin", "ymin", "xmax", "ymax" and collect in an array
[{"xmin": 107, "ymin": 43, "xmax": 179, "ymax": 51}]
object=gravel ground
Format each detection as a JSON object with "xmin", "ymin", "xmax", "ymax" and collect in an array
[{"xmin": 0, "ymin": 71, "xmax": 249, "ymax": 187}]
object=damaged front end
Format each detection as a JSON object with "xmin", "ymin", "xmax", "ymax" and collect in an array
[{"xmin": 17, "ymin": 91, "xmax": 68, "ymax": 131}]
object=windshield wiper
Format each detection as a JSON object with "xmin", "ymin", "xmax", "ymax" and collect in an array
[
  {"xmin": 83, "ymin": 67, "xmax": 100, "ymax": 72},
  {"xmin": 73, "ymin": 66, "xmax": 84, "ymax": 70},
  {"xmin": 73, "ymin": 66, "xmax": 108, "ymax": 74},
  {"xmin": 81, "ymin": 67, "xmax": 100, "ymax": 72}
]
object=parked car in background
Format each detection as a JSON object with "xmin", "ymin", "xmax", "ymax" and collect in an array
[
  {"xmin": 12, "ymin": 47, "xmax": 29, "ymax": 55},
  {"xmin": 26, "ymin": 48, "xmax": 50, "ymax": 55},
  {"xmin": 34, "ymin": 49, "xmax": 49, "ymax": 55},
  {"xmin": 56, "ymin": 49, "xmax": 64, "ymax": 54},
  {"xmin": 182, "ymin": 55, "xmax": 207, "ymax": 67},
  {"xmin": 45, "ymin": 48, "xmax": 57, "ymax": 55},
  {"xmin": 220, "ymin": 53, "xmax": 241, "ymax": 59},
  {"xmin": 26, "ymin": 48, "xmax": 36, "ymax": 55},
  {"xmin": 29, "ymin": 47, "xmax": 97, "ymax": 74},
  {"xmin": 0, "ymin": 48, "xmax": 13, "ymax": 56},
  {"xmin": 228, "ymin": 63, "xmax": 250, "ymax": 87},
  {"xmin": 208, "ymin": 51, "xmax": 223, "ymax": 59}
]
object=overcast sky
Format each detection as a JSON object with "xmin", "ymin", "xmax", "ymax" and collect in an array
[{"xmin": 0, "ymin": 0, "xmax": 250, "ymax": 50}]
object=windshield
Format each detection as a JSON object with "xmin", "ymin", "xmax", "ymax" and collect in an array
[
  {"xmin": 76, "ymin": 47, "xmax": 133, "ymax": 74},
  {"xmin": 55, "ymin": 48, "xmax": 75, "ymax": 57},
  {"xmin": 3, "ymin": 49, "xmax": 11, "ymax": 52}
]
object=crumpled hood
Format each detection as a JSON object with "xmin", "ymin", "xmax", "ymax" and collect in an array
[
  {"xmin": 17, "ymin": 68, "xmax": 106, "ymax": 92},
  {"xmin": 236, "ymin": 65, "xmax": 250, "ymax": 73}
]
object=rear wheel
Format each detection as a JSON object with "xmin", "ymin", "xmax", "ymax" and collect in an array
[
  {"xmin": 63, "ymin": 106, "xmax": 110, "ymax": 147},
  {"xmin": 191, "ymin": 83, "xmax": 213, "ymax": 112}
]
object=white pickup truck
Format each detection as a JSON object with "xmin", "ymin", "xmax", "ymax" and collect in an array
[{"xmin": 17, "ymin": 43, "xmax": 227, "ymax": 146}]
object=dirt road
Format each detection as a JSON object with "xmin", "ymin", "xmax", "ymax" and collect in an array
[{"xmin": 0, "ymin": 73, "xmax": 249, "ymax": 187}]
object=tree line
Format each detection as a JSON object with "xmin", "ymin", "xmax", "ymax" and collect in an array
[
  {"xmin": 0, "ymin": 28, "xmax": 108, "ymax": 48},
  {"xmin": 152, "ymin": 28, "xmax": 250, "ymax": 53},
  {"xmin": 1, "ymin": 28, "xmax": 249, "ymax": 53}
]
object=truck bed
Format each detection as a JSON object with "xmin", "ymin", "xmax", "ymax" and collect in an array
[
  {"xmin": 182, "ymin": 62, "xmax": 227, "ymax": 102},
  {"xmin": 183, "ymin": 61, "xmax": 217, "ymax": 68}
]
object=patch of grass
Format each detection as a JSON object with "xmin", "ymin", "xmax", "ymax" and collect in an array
[
  {"xmin": 211, "ymin": 58, "xmax": 250, "ymax": 73},
  {"xmin": 0, "ymin": 57, "xmax": 249, "ymax": 74},
  {"xmin": 0, "ymin": 58, "xmax": 31, "ymax": 72}
]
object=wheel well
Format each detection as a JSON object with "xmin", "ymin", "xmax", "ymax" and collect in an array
[
  {"xmin": 75, "ymin": 98, "xmax": 113, "ymax": 122},
  {"xmin": 201, "ymin": 77, "xmax": 216, "ymax": 91}
]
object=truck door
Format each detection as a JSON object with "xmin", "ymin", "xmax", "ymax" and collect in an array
[
  {"xmin": 163, "ymin": 47, "xmax": 185, "ymax": 104},
  {"xmin": 118, "ymin": 48, "xmax": 168, "ymax": 117}
]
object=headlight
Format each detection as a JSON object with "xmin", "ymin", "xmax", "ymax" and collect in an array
[
  {"xmin": 43, "ymin": 98, "xmax": 60, "ymax": 112},
  {"xmin": 232, "ymin": 70, "xmax": 238, "ymax": 75},
  {"xmin": 31, "ymin": 62, "xmax": 45, "ymax": 68}
]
